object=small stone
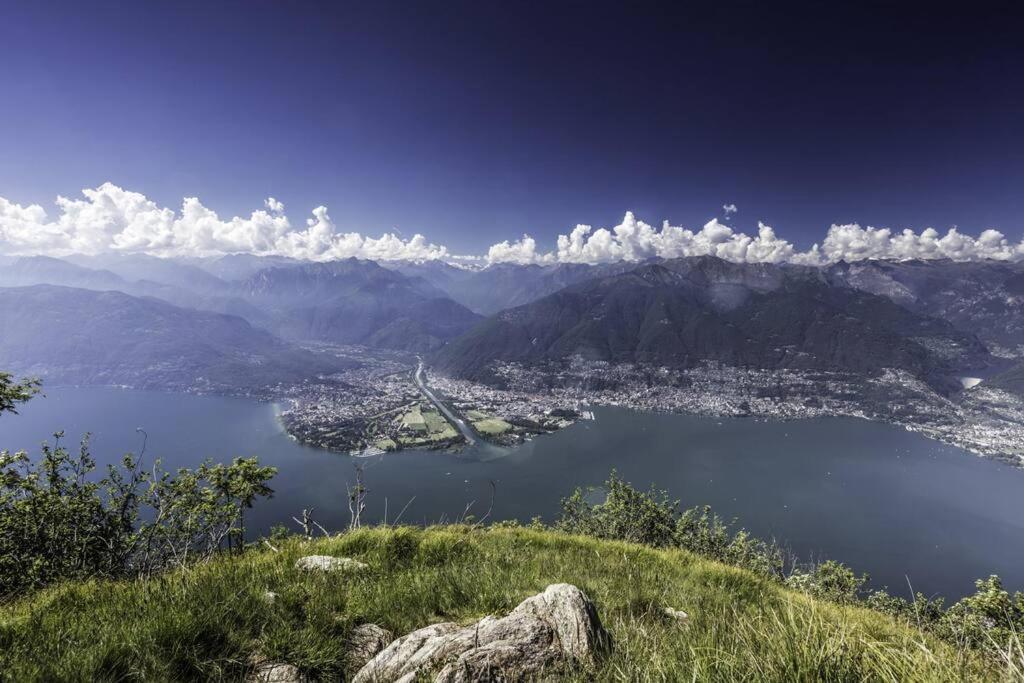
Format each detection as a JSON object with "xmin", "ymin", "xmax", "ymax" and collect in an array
[
  {"xmin": 663, "ymin": 606, "xmax": 689, "ymax": 622},
  {"xmin": 294, "ymin": 555, "xmax": 368, "ymax": 573},
  {"xmin": 345, "ymin": 623, "xmax": 395, "ymax": 672},
  {"xmin": 248, "ymin": 662, "xmax": 308, "ymax": 683}
]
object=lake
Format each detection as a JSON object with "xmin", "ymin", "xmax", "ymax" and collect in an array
[{"xmin": 3, "ymin": 386, "xmax": 1023, "ymax": 601}]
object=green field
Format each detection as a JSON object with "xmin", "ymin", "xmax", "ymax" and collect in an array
[
  {"xmin": 397, "ymin": 403, "xmax": 458, "ymax": 446},
  {"xmin": 0, "ymin": 526, "xmax": 1006, "ymax": 681},
  {"xmin": 465, "ymin": 408, "xmax": 513, "ymax": 436},
  {"xmin": 472, "ymin": 416, "xmax": 513, "ymax": 435}
]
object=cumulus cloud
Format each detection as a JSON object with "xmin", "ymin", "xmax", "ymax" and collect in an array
[
  {"xmin": 2, "ymin": 184, "xmax": 1021, "ymax": 267},
  {"xmin": 0, "ymin": 183, "xmax": 448, "ymax": 261},
  {"xmin": 486, "ymin": 234, "xmax": 554, "ymax": 265},
  {"xmin": 486, "ymin": 212, "xmax": 1024, "ymax": 267},
  {"xmin": 532, "ymin": 212, "xmax": 801, "ymax": 265}
]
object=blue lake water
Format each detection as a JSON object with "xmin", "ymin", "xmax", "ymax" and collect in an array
[{"xmin": 3, "ymin": 386, "xmax": 1023, "ymax": 601}]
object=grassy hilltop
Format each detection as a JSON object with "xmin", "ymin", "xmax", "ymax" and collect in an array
[{"xmin": 0, "ymin": 525, "xmax": 1010, "ymax": 682}]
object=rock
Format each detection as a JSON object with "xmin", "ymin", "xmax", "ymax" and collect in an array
[
  {"xmin": 663, "ymin": 606, "xmax": 689, "ymax": 623},
  {"xmin": 346, "ymin": 624, "xmax": 395, "ymax": 671},
  {"xmin": 294, "ymin": 555, "xmax": 368, "ymax": 573},
  {"xmin": 353, "ymin": 583, "xmax": 610, "ymax": 682},
  {"xmin": 248, "ymin": 662, "xmax": 308, "ymax": 683}
]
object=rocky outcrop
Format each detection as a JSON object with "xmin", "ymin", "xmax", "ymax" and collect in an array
[
  {"xmin": 248, "ymin": 662, "xmax": 308, "ymax": 683},
  {"xmin": 346, "ymin": 624, "xmax": 395, "ymax": 672},
  {"xmin": 294, "ymin": 555, "xmax": 368, "ymax": 573},
  {"xmin": 353, "ymin": 583, "xmax": 610, "ymax": 682}
]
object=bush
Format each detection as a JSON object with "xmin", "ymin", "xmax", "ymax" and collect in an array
[
  {"xmin": 866, "ymin": 589, "xmax": 945, "ymax": 628},
  {"xmin": 0, "ymin": 432, "xmax": 276, "ymax": 598},
  {"xmin": 0, "ymin": 372, "xmax": 39, "ymax": 415},
  {"xmin": 939, "ymin": 576, "xmax": 1024, "ymax": 648},
  {"xmin": 556, "ymin": 470, "xmax": 678, "ymax": 547},
  {"xmin": 785, "ymin": 560, "xmax": 867, "ymax": 605},
  {"xmin": 556, "ymin": 472, "xmax": 784, "ymax": 578}
]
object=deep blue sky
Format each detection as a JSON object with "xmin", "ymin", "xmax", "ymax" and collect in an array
[{"xmin": 1, "ymin": 1, "xmax": 1022, "ymax": 252}]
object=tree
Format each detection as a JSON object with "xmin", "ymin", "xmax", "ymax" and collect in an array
[
  {"xmin": 0, "ymin": 373, "xmax": 278, "ymax": 596},
  {"xmin": 557, "ymin": 470, "xmax": 678, "ymax": 547},
  {"xmin": 0, "ymin": 372, "xmax": 39, "ymax": 416},
  {"xmin": 207, "ymin": 456, "xmax": 277, "ymax": 551}
]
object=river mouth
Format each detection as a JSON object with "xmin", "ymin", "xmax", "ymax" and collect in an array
[{"xmin": 3, "ymin": 386, "xmax": 1024, "ymax": 601}]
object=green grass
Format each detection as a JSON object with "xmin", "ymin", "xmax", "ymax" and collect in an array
[
  {"xmin": 0, "ymin": 526, "xmax": 1007, "ymax": 681},
  {"xmin": 472, "ymin": 417, "xmax": 513, "ymax": 435}
]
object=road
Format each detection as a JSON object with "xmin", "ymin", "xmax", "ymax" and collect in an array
[{"xmin": 414, "ymin": 358, "xmax": 477, "ymax": 445}]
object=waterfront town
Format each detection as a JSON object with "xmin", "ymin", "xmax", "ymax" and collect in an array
[{"xmin": 273, "ymin": 347, "xmax": 1024, "ymax": 464}]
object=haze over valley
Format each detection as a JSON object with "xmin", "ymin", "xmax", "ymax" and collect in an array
[{"xmin": 2, "ymin": 248, "xmax": 1023, "ymax": 462}]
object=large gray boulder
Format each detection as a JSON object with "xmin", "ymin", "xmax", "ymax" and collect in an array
[
  {"xmin": 353, "ymin": 583, "xmax": 610, "ymax": 682},
  {"xmin": 294, "ymin": 555, "xmax": 368, "ymax": 573}
]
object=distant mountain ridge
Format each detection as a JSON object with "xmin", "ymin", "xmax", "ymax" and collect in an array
[
  {"xmin": 825, "ymin": 259, "xmax": 1024, "ymax": 355},
  {"xmin": 432, "ymin": 256, "xmax": 993, "ymax": 389},
  {"xmin": 389, "ymin": 260, "xmax": 639, "ymax": 314},
  {"xmin": 0, "ymin": 254, "xmax": 482, "ymax": 353},
  {"xmin": 0, "ymin": 285, "xmax": 349, "ymax": 392},
  {"xmin": 6, "ymin": 252, "xmax": 1024, "ymax": 371},
  {"xmin": 238, "ymin": 258, "xmax": 482, "ymax": 351}
]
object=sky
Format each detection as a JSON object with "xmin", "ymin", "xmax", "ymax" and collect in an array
[{"xmin": 1, "ymin": 1, "xmax": 1022, "ymax": 264}]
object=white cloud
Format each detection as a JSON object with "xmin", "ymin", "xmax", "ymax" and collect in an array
[
  {"xmin": 815, "ymin": 223, "xmax": 1024, "ymax": 264},
  {"xmin": 486, "ymin": 234, "xmax": 554, "ymax": 265},
  {"xmin": 0, "ymin": 183, "xmax": 448, "ymax": 262},
  {"xmin": 517, "ymin": 213, "xmax": 801, "ymax": 266},
  {"xmin": 722, "ymin": 203, "xmax": 738, "ymax": 218},
  {"xmin": 487, "ymin": 212, "xmax": 1024, "ymax": 267},
  {"xmin": 2, "ymin": 184, "xmax": 1021, "ymax": 267}
]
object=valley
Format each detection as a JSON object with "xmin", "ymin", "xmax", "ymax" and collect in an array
[{"xmin": 4, "ymin": 253, "xmax": 1023, "ymax": 464}]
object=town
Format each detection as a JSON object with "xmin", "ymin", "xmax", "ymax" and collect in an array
[{"xmin": 273, "ymin": 346, "xmax": 1024, "ymax": 465}]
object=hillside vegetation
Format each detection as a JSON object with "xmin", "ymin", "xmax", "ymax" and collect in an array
[{"xmin": 0, "ymin": 525, "xmax": 1009, "ymax": 682}]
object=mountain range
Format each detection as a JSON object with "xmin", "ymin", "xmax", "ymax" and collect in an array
[
  {"xmin": 2, "ymin": 252, "xmax": 1022, "ymax": 397},
  {"xmin": 0, "ymin": 285, "xmax": 350, "ymax": 392},
  {"xmin": 431, "ymin": 256, "xmax": 995, "ymax": 391}
]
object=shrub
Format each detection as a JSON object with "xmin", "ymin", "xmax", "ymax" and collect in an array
[
  {"xmin": 939, "ymin": 576, "xmax": 1024, "ymax": 648},
  {"xmin": 0, "ymin": 432, "xmax": 276, "ymax": 598},
  {"xmin": 556, "ymin": 470, "xmax": 678, "ymax": 547},
  {"xmin": 866, "ymin": 590, "xmax": 945, "ymax": 628},
  {"xmin": 557, "ymin": 472, "xmax": 784, "ymax": 578},
  {"xmin": 0, "ymin": 371, "xmax": 39, "ymax": 415},
  {"xmin": 785, "ymin": 560, "xmax": 867, "ymax": 605}
]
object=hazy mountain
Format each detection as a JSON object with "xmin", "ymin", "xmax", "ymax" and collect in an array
[
  {"xmin": 0, "ymin": 255, "xmax": 127, "ymax": 290},
  {"xmin": 433, "ymin": 256, "xmax": 990, "ymax": 388},
  {"xmin": 0, "ymin": 285, "xmax": 348, "ymax": 391},
  {"xmin": 827, "ymin": 259, "xmax": 1024, "ymax": 354},
  {"xmin": 65, "ymin": 253, "xmax": 229, "ymax": 294},
  {"xmin": 190, "ymin": 253, "xmax": 301, "ymax": 281},
  {"xmin": 389, "ymin": 260, "xmax": 639, "ymax": 314},
  {"xmin": 239, "ymin": 258, "xmax": 482, "ymax": 351},
  {"xmin": 0, "ymin": 255, "xmax": 276, "ymax": 331}
]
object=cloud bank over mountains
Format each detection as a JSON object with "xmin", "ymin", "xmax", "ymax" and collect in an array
[
  {"xmin": 2, "ymin": 183, "xmax": 1022, "ymax": 267},
  {"xmin": 0, "ymin": 183, "xmax": 450, "ymax": 262},
  {"xmin": 489, "ymin": 213, "xmax": 1024, "ymax": 266}
]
